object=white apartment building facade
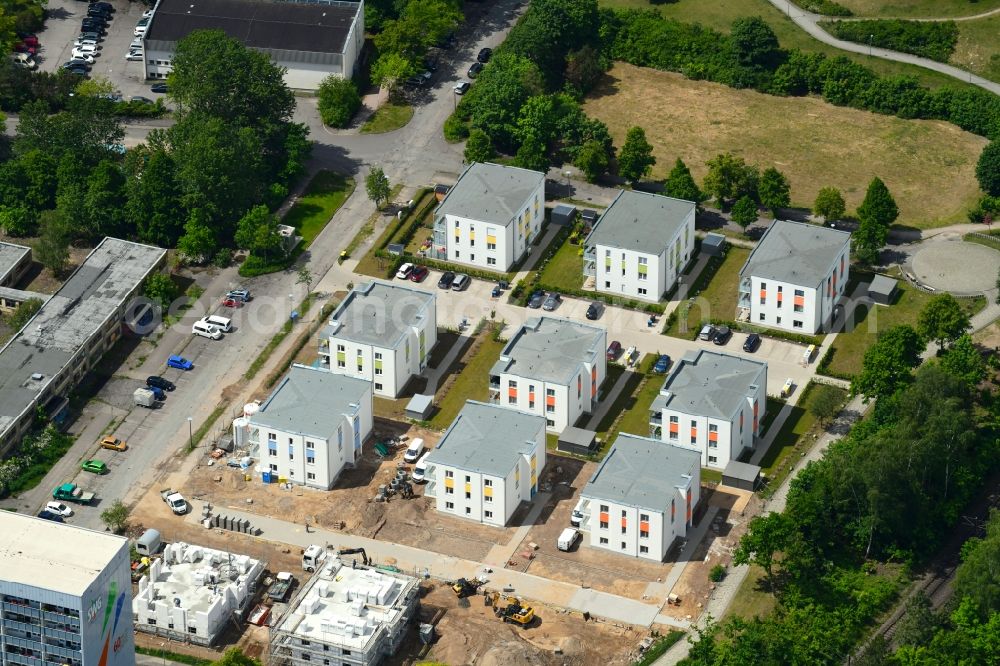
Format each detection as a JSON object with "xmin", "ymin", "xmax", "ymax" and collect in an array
[
  {"xmin": 424, "ymin": 401, "xmax": 546, "ymax": 527},
  {"xmin": 489, "ymin": 316, "xmax": 606, "ymax": 432},
  {"xmin": 583, "ymin": 190, "xmax": 695, "ymax": 302},
  {"xmin": 431, "ymin": 162, "xmax": 546, "ymax": 272},
  {"xmin": 319, "ymin": 281, "xmax": 437, "ymax": 398},
  {"xmin": 0, "ymin": 511, "xmax": 135, "ymax": 666},
  {"xmin": 650, "ymin": 350, "xmax": 767, "ymax": 469},
  {"xmin": 580, "ymin": 433, "xmax": 700, "ymax": 561},
  {"xmin": 738, "ymin": 219, "xmax": 851, "ymax": 334},
  {"xmin": 245, "ymin": 364, "xmax": 373, "ymax": 489}
]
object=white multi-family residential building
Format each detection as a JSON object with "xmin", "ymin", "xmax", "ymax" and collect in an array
[
  {"xmin": 0, "ymin": 511, "xmax": 135, "ymax": 665},
  {"xmin": 650, "ymin": 350, "xmax": 767, "ymax": 470},
  {"xmin": 583, "ymin": 190, "xmax": 695, "ymax": 302},
  {"xmin": 431, "ymin": 162, "xmax": 546, "ymax": 272},
  {"xmin": 489, "ymin": 316, "xmax": 606, "ymax": 432},
  {"xmin": 579, "ymin": 433, "xmax": 700, "ymax": 561},
  {"xmin": 319, "ymin": 281, "xmax": 436, "ymax": 398},
  {"xmin": 424, "ymin": 401, "xmax": 546, "ymax": 527},
  {"xmin": 244, "ymin": 364, "xmax": 373, "ymax": 490},
  {"xmin": 738, "ymin": 219, "xmax": 851, "ymax": 334}
]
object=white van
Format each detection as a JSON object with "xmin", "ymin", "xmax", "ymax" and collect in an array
[
  {"xmin": 403, "ymin": 437, "xmax": 425, "ymax": 463},
  {"xmin": 192, "ymin": 320, "xmax": 222, "ymax": 340},
  {"xmin": 570, "ymin": 499, "xmax": 586, "ymax": 527},
  {"xmin": 412, "ymin": 452, "xmax": 431, "ymax": 483},
  {"xmin": 202, "ymin": 315, "xmax": 232, "ymax": 332},
  {"xmin": 557, "ymin": 528, "xmax": 580, "ymax": 551}
]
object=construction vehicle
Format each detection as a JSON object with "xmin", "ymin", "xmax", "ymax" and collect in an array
[
  {"xmin": 302, "ymin": 545, "xmax": 327, "ymax": 572},
  {"xmin": 487, "ymin": 592, "xmax": 535, "ymax": 626},
  {"xmin": 452, "ymin": 577, "xmax": 484, "ymax": 598},
  {"xmin": 338, "ymin": 547, "xmax": 369, "ymax": 566},
  {"xmin": 267, "ymin": 572, "xmax": 294, "ymax": 602}
]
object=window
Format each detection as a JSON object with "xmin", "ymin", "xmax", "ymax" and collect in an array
[
  {"xmin": 307, "ymin": 472, "xmax": 316, "ymax": 480},
  {"xmin": 600, "ymin": 520, "xmax": 609, "ymax": 529},
  {"xmin": 306, "ymin": 441, "xmax": 314, "ymax": 449},
  {"xmin": 600, "ymin": 537, "xmax": 608, "ymax": 544},
  {"xmin": 759, "ymin": 313, "xmax": 765, "ymax": 321},
  {"xmin": 509, "ymin": 380, "xmax": 517, "ymax": 389},
  {"xmin": 270, "ymin": 464, "xmax": 278, "ymax": 471},
  {"xmin": 776, "ymin": 316, "xmax": 782, "ymax": 324},
  {"xmin": 375, "ymin": 366, "xmax": 382, "ymax": 376},
  {"xmin": 375, "ymin": 352, "xmax": 382, "ymax": 360},
  {"xmin": 485, "ymin": 495, "xmax": 492, "ymax": 503},
  {"xmin": 546, "ymin": 418, "xmax": 554, "ymax": 427},
  {"xmin": 793, "ymin": 320, "xmax": 803, "ymax": 329},
  {"xmin": 794, "ymin": 304, "xmax": 804, "ymax": 313},
  {"xmin": 640, "ymin": 513, "xmax": 649, "ymax": 521},
  {"xmin": 446, "ymin": 501, "xmax": 454, "ymax": 509},
  {"xmin": 638, "ymin": 288, "xmax": 647, "ymax": 295},
  {"xmin": 640, "ymin": 529, "xmax": 649, "ymax": 538},
  {"xmin": 455, "ymin": 251, "xmax": 460, "ymax": 258},
  {"xmin": 487, "ymin": 257, "xmax": 496, "ymax": 265},
  {"xmin": 640, "ymin": 546, "xmax": 649, "ymax": 554},
  {"xmin": 445, "ymin": 470, "xmax": 454, "ymax": 478},
  {"xmin": 465, "ymin": 507, "xmax": 471, "ymax": 514},
  {"xmin": 374, "ymin": 382, "xmax": 383, "ymax": 391},
  {"xmin": 445, "ymin": 486, "xmax": 453, "ymax": 494},
  {"xmin": 307, "ymin": 452, "xmax": 316, "ymax": 464},
  {"xmin": 600, "ymin": 504, "xmax": 608, "ymax": 512},
  {"xmin": 485, "ymin": 510, "xmax": 493, "ymax": 518},
  {"xmin": 794, "ymin": 289, "xmax": 804, "ymax": 297},
  {"xmin": 708, "ymin": 455, "xmax": 718, "ymax": 464},
  {"xmin": 484, "ymin": 479, "xmax": 493, "ymax": 486},
  {"xmin": 509, "ymin": 394, "xmax": 518, "ymax": 405},
  {"xmin": 465, "ymin": 491, "xmax": 471, "ymax": 499},
  {"xmin": 621, "ymin": 526, "xmax": 627, "ymax": 534},
  {"xmin": 605, "ymin": 281, "xmax": 611, "ymax": 288},
  {"xmin": 621, "ymin": 542, "xmax": 627, "ymax": 550}
]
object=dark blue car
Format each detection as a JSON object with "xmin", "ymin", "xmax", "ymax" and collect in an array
[{"xmin": 653, "ymin": 355, "xmax": 672, "ymax": 374}]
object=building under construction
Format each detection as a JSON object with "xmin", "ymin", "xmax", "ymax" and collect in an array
[{"xmin": 269, "ymin": 557, "xmax": 420, "ymax": 666}]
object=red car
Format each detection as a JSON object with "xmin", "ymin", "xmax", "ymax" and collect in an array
[
  {"xmin": 409, "ymin": 266, "xmax": 429, "ymax": 282},
  {"xmin": 22, "ymin": 35, "xmax": 39, "ymax": 47},
  {"xmin": 14, "ymin": 42, "xmax": 37, "ymax": 55},
  {"xmin": 221, "ymin": 297, "xmax": 244, "ymax": 308}
]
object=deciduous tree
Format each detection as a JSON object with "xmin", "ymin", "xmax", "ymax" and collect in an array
[
  {"xmin": 365, "ymin": 167, "xmax": 391, "ymax": 209},
  {"xmin": 976, "ymin": 140, "xmax": 1000, "ymax": 197},
  {"xmin": 850, "ymin": 324, "xmax": 924, "ymax": 401},
  {"xmin": 918, "ymin": 293, "xmax": 970, "ymax": 352},
  {"xmin": 703, "ymin": 152, "xmax": 758, "ymax": 206},
  {"xmin": 664, "ymin": 158, "xmax": 703, "ymax": 203},
  {"xmin": 100, "ymin": 500, "xmax": 129, "ymax": 534},
  {"xmin": 463, "ymin": 129, "xmax": 494, "ymax": 164},
  {"xmin": 317, "ymin": 76, "xmax": 361, "ymax": 128},
  {"xmin": 6, "ymin": 297, "xmax": 41, "ymax": 331},
  {"xmin": 758, "ymin": 166, "xmax": 790, "ymax": 213},
  {"xmin": 370, "ymin": 52, "xmax": 414, "ymax": 99},
  {"xmin": 939, "ymin": 334, "xmax": 986, "ymax": 386},
  {"xmin": 813, "ymin": 186, "xmax": 846, "ymax": 222},
  {"xmin": 574, "ymin": 139, "xmax": 609, "ymax": 183},
  {"xmin": 34, "ymin": 210, "xmax": 71, "ymax": 276},
  {"xmin": 730, "ymin": 195, "xmax": 759, "ymax": 231},
  {"xmin": 617, "ymin": 125, "xmax": 656, "ymax": 183},
  {"xmin": 143, "ymin": 273, "xmax": 178, "ymax": 310},
  {"xmin": 733, "ymin": 513, "xmax": 791, "ymax": 592}
]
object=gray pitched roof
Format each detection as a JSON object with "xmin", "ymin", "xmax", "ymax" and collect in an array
[
  {"xmin": 651, "ymin": 350, "xmax": 766, "ymax": 419},
  {"xmin": 739, "ymin": 220, "xmax": 851, "ymax": 288},
  {"xmin": 250, "ymin": 364, "xmax": 369, "ymax": 438},
  {"xmin": 324, "ymin": 280, "xmax": 434, "ymax": 349},
  {"xmin": 490, "ymin": 317, "xmax": 604, "ymax": 385},
  {"xmin": 584, "ymin": 190, "xmax": 694, "ymax": 252},
  {"xmin": 434, "ymin": 162, "xmax": 544, "ymax": 227},
  {"xmin": 582, "ymin": 433, "xmax": 699, "ymax": 511},
  {"xmin": 425, "ymin": 401, "xmax": 545, "ymax": 477},
  {"xmin": 0, "ymin": 242, "xmax": 29, "ymax": 282}
]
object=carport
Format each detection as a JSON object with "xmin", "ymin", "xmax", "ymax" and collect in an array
[
  {"xmin": 405, "ymin": 394, "xmax": 434, "ymax": 420},
  {"xmin": 722, "ymin": 460, "xmax": 761, "ymax": 491},
  {"xmin": 558, "ymin": 426, "xmax": 597, "ymax": 456},
  {"xmin": 868, "ymin": 274, "xmax": 898, "ymax": 305}
]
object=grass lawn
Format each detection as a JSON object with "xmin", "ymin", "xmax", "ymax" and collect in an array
[
  {"xmin": 758, "ymin": 383, "xmax": 847, "ymax": 483},
  {"xmin": 702, "ymin": 467, "xmax": 723, "ymax": 484},
  {"xmin": 428, "ymin": 332, "xmax": 507, "ymax": 430},
  {"xmin": 665, "ymin": 247, "xmax": 750, "ymax": 339},
  {"xmin": 964, "ymin": 231, "xmax": 1000, "ymax": 251},
  {"xmin": 584, "ymin": 64, "xmax": 986, "ymax": 229},
  {"xmin": 952, "ymin": 14, "xmax": 1000, "ymax": 83},
  {"xmin": 825, "ymin": 273, "xmax": 986, "ymax": 376},
  {"xmin": 609, "ymin": 370, "xmax": 666, "ymax": 442},
  {"xmin": 599, "ymin": 0, "xmax": 982, "ymax": 89},
  {"xmin": 536, "ymin": 238, "xmax": 584, "ymax": 291},
  {"xmin": 834, "ymin": 0, "xmax": 1000, "ymax": 17},
  {"xmin": 282, "ymin": 170, "xmax": 355, "ymax": 247},
  {"xmin": 360, "ymin": 102, "xmax": 414, "ymax": 134},
  {"xmin": 725, "ymin": 565, "xmax": 778, "ymax": 621}
]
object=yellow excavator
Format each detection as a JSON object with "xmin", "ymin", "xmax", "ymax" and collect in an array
[{"xmin": 487, "ymin": 592, "xmax": 535, "ymax": 626}]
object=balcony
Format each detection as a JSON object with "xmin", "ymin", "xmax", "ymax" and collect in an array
[
  {"xmin": 318, "ymin": 338, "xmax": 329, "ymax": 355},
  {"xmin": 649, "ymin": 412, "xmax": 662, "ymax": 426},
  {"xmin": 582, "ymin": 259, "xmax": 595, "ymax": 278}
]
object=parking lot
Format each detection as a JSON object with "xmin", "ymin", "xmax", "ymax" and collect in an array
[{"xmin": 35, "ymin": 0, "xmax": 164, "ymax": 100}]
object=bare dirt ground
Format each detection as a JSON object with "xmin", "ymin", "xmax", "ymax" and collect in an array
[
  {"xmin": 176, "ymin": 421, "xmax": 515, "ymax": 563},
  {"xmin": 394, "ymin": 582, "xmax": 646, "ymax": 666}
]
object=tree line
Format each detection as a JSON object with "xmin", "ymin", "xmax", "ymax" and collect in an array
[{"xmin": 825, "ymin": 19, "xmax": 959, "ymax": 64}]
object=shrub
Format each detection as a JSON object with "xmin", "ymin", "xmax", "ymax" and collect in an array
[
  {"xmin": 709, "ymin": 564, "xmax": 726, "ymax": 582},
  {"xmin": 796, "ymin": 0, "xmax": 852, "ymax": 16},
  {"xmin": 317, "ymin": 76, "xmax": 361, "ymax": 128},
  {"xmin": 443, "ymin": 113, "xmax": 470, "ymax": 142},
  {"xmin": 825, "ymin": 19, "xmax": 959, "ymax": 63}
]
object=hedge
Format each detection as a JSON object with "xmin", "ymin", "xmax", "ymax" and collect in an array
[
  {"xmin": 795, "ymin": 0, "xmax": 852, "ymax": 16},
  {"xmin": 825, "ymin": 19, "xmax": 959, "ymax": 63}
]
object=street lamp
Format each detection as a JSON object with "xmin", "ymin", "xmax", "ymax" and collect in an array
[
  {"xmin": 187, "ymin": 416, "xmax": 193, "ymax": 450},
  {"xmin": 868, "ymin": 34, "xmax": 873, "ymax": 56}
]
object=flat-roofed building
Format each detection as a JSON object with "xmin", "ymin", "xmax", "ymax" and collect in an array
[{"xmin": 0, "ymin": 511, "xmax": 134, "ymax": 665}]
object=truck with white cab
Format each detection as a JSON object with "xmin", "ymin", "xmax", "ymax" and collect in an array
[
  {"xmin": 160, "ymin": 488, "xmax": 188, "ymax": 515},
  {"xmin": 302, "ymin": 544, "xmax": 327, "ymax": 572}
]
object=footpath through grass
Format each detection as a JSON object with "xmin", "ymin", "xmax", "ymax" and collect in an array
[
  {"xmin": 283, "ymin": 170, "xmax": 355, "ymax": 247},
  {"xmin": 360, "ymin": 102, "xmax": 414, "ymax": 134}
]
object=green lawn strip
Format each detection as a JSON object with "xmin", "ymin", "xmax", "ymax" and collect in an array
[
  {"xmin": 666, "ymin": 247, "xmax": 750, "ymax": 340},
  {"xmin": 536, "ymin": 238, "xmax": 585, "ymax": 292},
  {"xmin": 701, "ymin": 467, "xmax": 723, "ymax": 484},
  {"xmin": 963, "ymin": 231, "xmax": 1000, "ymax": 252},
  {"xmin": 826, "ymin": 272, "xmax": 985, "ymax": 377},
  {"xmin": 724, "ymin": 564, "xmax": 778, "ymax": 621},
  {"xmin": 428, "ymin": 334, "xmax": 507, "ymax": 430},
  {"xmin": 134, "ymin": 647, "xmax": 213, "ymax": 666},
  {"xmin": 354, "ymin": 189, "xmax": 432, "ymax": 278},
  {"xmin": 360, "ymin": 103, "xmax": 414, "ymax": 134},
  {"xmin": 283, "ymin": 170, "xmax": 356, "ymax": 247}
]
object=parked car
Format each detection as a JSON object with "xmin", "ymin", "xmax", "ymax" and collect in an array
[
  {"xmin": 125, "ymin": 51, "xmax": 143, "ymax": 61},
  {"xmin": 100, "ymin": 436, "xmax": 127, "ymax": 452},
  {"xmin": 586, "ymin": 301, "xmax": 603, "ymax": 320},
  {"xmin": 146, "ymin": 375, "xmax": 175, "ymax": 391},
  {"xmin": 37, "ymin": 510, "xmax": 64, "ymax": 523},
  {"xmin": 437, "ymin": 271, "xmax": 456, "ymax": 289},
  {"xmin": 451, "ymin": 274, "xmax": 471, "ymax": 291},
  {"xmin": 542, "ymin": 292, "xmax": 562, "ymax": 311},
  {"xmin": 150, "ymin": 83, "xmax": 168, "ymax": 93},
  {"xmin": 72, "ymin": 46, "xmax": 98, "ymax": 58},
  {"xmin": 527, "ymin": 290, "xmax": 545, "ymax": 309},
  {"xmin": 396, "ymin": 262, "xmax": 414, "ymax": 280},
  {"xmin": 712, "ymin": 325, "xmax": 732, "ymax": 345},
  {"xmin": 226, "ymin": 288, "xmax": 251, "ymax": 302},
  {"xmin": 130, "ymin": 96, "xmax": 153, "ymax": 104},
  {"xmin": 221, "ymin": 297, "xmax": 243, "ymax": 308},
  {"xmin": 142, "ymin": 9, "xmax": 154, "ymax": 18},
  {"xmin": 63, "ymin": 65, "xmax": 89, "ymax": 76},
  {"xmin": 698, "ymin": 324, "xmax": 717, "ymax": 341},
  {"xmin": 477, "ymin": 47, "xmax": 492, "ymax": 63},
  {"xmin": 133, "ymin": 25, "xmax": 148, "ymax": 36},
  {"xmin": 781, "ymin": 377, "xmax": 795, "ymax": 398},
  {"xmin": 453, "ymin": 80, "xmax": 470, "ymax": 95},
  {"xmin": 21, "ymin": 35, "xmax": 39, "ymax": 47},
  {"xmin": 606, "ymin": 340, "xmax": 622, "ymax": 361},
  {"xmin": 409, "ymin": 265, "xmax": 429, "ymax": 282},
  {"xmin": 653, "ymin": 354, "xmax": 672, "ymax": 374},
  {"xmin": 12, "ymin": 53, "xmax": 36, "ymax": 69},
  {"xmin": 166, "ymin": 355, "xmax": 193, "ymax": 370},
  {"xmin": 46, "ymin": 502, "xmax": 74, "ymax": 517},
  {"xmin": 403, "ymin": 438, "xmax": 425, "ymax": 463},
  {"xmin": 467, "ymin": 61, "xmax": 483, "ymax": 78},
  {"xmin": 81, "ymin": 459, "xmax": 108, "ymax": 474},
  {"xmin": 743, "ymin": 333, "xmax": 761, "ymax": 353}
]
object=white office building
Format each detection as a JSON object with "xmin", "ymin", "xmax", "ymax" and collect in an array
[
  {"xmin": 583, "ymin": 190, "xmax": 695, "ymax": 302},
  {"xmin": 0, "ymin": 511, "xmax": 134, "ymax": 666},
  {"xmin": 489, "ymin": 316, "xmax": 606, "ymax": 432},
  {"xmin": 431, "ymin": 162, "xmax": 546, "ymax": 272},
  {"xmin": 245, "ymin": 364, "xmax": 373, "ymax": 489},
  {"xmin": 132, "ymin": 541, "xmax": 264, "ymax": 646},
  {"xmin": 319, "ymin": 281, "xmax": 437, "ymax": 398},
  {"xmin": 738, "ymin": 220, "xmax": 851, "ymax": 334},
  {"xmin": 269, "ymin": 557, "xmax": 420, "ymax": 666},
  {"xmin": 424, "ymin": 401, "xmax": 546, "ymax": 526},
  {"xmin": 650, "ymin": 350, "xmax": 767, "ymax": 469},
  {"xmin": 580, "ymin": 433, "xmax": 700, "ymax": 561}
]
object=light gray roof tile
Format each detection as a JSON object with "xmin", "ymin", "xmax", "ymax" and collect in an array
[
  {"xmin": 425, "ymin": 401, "xmax": 544, "ymax": 477},
  {"xmin": 739, "ymin": 219, "xmax": 851, "ymax": 287},
  {"xmin": 584, "ymin": 190, "xmax": 694, "ymax": 252},
  {"xmin": 651, "ymin": 350, "xmax": 766, "ymax": 419},
  {"xmin": 490, "ymin": 317, "xmax": 604, "ymax": 385},
  {"xmin": 327, "ymin": 280, "xmax": 434, "ymax": 349},
  {"xmin": 434, "ymin": 162, "xmax": 544, "ymax": 227},
  {"xmin": 250, "ymin": 364, "xmax": 369, "ymax": 437},
  {"xmin": 582, "ymin": 433, "xmax": 699, "ymax": 511}
]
